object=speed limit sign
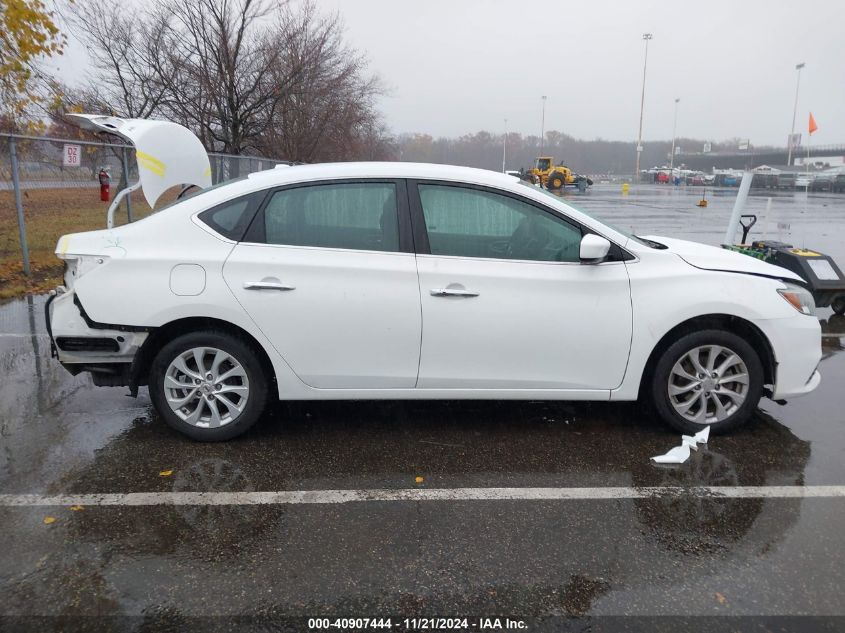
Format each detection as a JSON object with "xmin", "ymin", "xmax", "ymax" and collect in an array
[{"xmin": 63, "ymin": 144, "xmax": 82, "ymax": 167}]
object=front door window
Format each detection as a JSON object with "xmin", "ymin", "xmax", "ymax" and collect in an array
[{"xmin": 418, "ymin": 184, "xmax": 582, "ymax": 262}]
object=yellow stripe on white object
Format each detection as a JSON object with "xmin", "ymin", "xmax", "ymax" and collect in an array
[{"xmin": 135, "ymin": 150, "xmax": 165, "ymax": 177}]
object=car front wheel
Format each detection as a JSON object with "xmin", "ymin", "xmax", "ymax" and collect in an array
[
  {"xmin": 650, "ymin": 329, "xmax": 764, "ymax": 434},
  {"xmin": 149, "ymin": 331, "xmax": 269, "ymax": 441}
]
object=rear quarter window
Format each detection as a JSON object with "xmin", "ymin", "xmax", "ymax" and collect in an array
[{"xmin": 198, "ymin": 191, "xmax": 265, "ymax": 240}]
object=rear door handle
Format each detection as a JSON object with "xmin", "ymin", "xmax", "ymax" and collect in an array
[
  {"xmin": 244, "ymin": 281, "xmax": 296, "ymax": 291},
  {"xmin": 430, "ymin": 288, "xmax": 479, "ymax": 297}
]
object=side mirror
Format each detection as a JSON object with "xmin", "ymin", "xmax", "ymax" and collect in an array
[{"xmin": 579, "ymin": 234, "xmax": 611, "ymax": 264}]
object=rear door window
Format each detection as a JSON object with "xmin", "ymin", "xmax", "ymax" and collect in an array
[{"xmin": 260, "ymin": 183, "xmax": 399, "ymax": 252}]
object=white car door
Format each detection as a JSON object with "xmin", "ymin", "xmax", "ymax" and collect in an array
[
  {"xmin": 410, "ymin": 182, "xmax": 633, "ymax": 391},
  {"xmin": 223, "ymin": 180, "xmax": 421, "ymax": 389}
]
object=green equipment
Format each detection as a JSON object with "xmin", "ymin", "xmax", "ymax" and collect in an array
[{"xmin": 724, "ymin": 214, "xmax": 845, "ymax": 315}]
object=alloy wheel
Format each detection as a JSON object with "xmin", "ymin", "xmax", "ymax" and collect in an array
[
  {"xmin": 163, "ymin": 346, "xmax": 250, "ymax": 428},
  {"xmin": 667, "ymin": 345, "xmax": 749, "ymax": 425}
]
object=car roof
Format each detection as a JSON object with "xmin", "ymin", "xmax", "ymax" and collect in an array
[{"xmin": 247, "ymin": 161, "xmax": 521, "ymax": 188}]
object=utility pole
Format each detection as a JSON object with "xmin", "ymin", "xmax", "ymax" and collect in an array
[
  {"xmin": 634, "ymin": 33, "xmax": 653, "ymax": 184},
  {"xmin": 539, "ymin": 96, "xmax": 547, "ymax": 157},
  {"xmin": 9, "ymin": 136, "xmax": 31, "ymax": 275},
  {"xmin": 669, "ymin": 97, "xmax": 680, "ymax": 177},
  {"xmin": 502, "ymin": 118, "xmax": 508, "ymax": 173},
  {"xmin": 787, "ymin": 62, "xmax": 805, "ymax": 166}
]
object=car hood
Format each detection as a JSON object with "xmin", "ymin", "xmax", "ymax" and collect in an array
[{"xmin": 641, "ymin": 236, "xmax": 804, "ymax": 283}]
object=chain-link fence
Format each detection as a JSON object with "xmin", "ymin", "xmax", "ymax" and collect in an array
[{"xmin": 0, "ymin": 133, "xmax": 289, "ymax": 280}]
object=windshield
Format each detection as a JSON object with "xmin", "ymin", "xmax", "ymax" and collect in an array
[
  {"xmin": 520, "ymin": 182, "xmax": 655, "ymax": 247},
  {"xmin": 536, "ymin": 158, "xmax": 551, "ymax": 171}
]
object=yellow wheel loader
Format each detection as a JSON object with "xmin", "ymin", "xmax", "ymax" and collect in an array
[{"xmin": 529, "ymin": 157, "xmax": 592, "ymax": 192}]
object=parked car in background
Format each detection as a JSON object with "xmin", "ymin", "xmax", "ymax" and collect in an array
[
  {"xmin": 46, "ymin": 117, "xmax": 822, "ymax": 441},
  {"xmin": 810, "ymin": 173, "xmax": 834, "ymax": 192},
  {"xmin": 796, "ymin": 174, "xmax": 813, "ymax": 189},
  {"xmin": 777, "ymin": 174, "xmax": 796, "ymax": 190}
]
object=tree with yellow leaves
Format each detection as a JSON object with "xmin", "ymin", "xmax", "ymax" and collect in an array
[{"xmin": 0, "ymin": 0, "xmax": 66, "ymax": 123}]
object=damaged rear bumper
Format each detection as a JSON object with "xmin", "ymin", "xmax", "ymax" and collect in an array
[{"xmin": 45, "ymin": 287, "xmax": 150, "ymax": 387}]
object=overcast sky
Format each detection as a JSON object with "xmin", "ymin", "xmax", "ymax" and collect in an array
[{"xmin": 54, "ymin": 0, "xmax": 845, "ymax": 146}]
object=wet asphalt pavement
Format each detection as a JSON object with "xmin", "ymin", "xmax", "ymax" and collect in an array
[{"xmin": 1, "ymin": 185, "xmax": 845, "ymax": 630}]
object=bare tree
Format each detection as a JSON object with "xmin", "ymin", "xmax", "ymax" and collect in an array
[
  {"xmin": 65, "ymin": 0, "xmax": 168, "ymax": 119},
  {"xmin": 259, "ymin": 1, "xmax": 389, "ymax": 162},
  {"xmin": 60, "ymin": 0, "xmax": 393, "ymax": 163},
  {"xmin": 151, "ymin": 0, "xmax": 295, "ymax": 155}
]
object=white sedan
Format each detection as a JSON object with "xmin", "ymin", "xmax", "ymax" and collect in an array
[{"xmin": 47, "ymin": 156, "xmax": 821, "ymax": 441}]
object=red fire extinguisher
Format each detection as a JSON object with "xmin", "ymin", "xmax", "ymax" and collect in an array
[{"xmin": 98, "ymin": 168, "xmax": 110, "ymax": 202}]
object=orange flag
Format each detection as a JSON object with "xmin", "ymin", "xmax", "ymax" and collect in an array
[{"xmin": 809, "ymin": 112, "xmax": 818, "ymax": 135}]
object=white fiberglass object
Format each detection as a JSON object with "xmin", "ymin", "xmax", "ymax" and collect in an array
[
  {"xmin": 46, "ymin": 120, "xmax": 821, "ymax": 441},
  {"xmin": 67, "ymin": 114, "xmax": 212, "ymax": 225}
]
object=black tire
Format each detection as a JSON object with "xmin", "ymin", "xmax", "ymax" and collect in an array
[
  {"xmin": 548, "ymin": 172, "xmax": 565, "ymax": 190},
  {"xmin": 149, "ymin": 331, "xmax": 269, "ymax": 441},
  {"xmin": 650, "ymin": 329, "xmax": 764, "ymax": 435},
  {"xmin": 832, "ymin": 294, "xmax": 845, "ymax": 316}
]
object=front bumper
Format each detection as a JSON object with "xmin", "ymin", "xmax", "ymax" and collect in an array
[
  {"xmin": 755, "ymin": 314, "xmax": 822, "ymax": 400},
  {"xmin": 46, "ymin": 288, "xmax": 149, "ymax": 367}
]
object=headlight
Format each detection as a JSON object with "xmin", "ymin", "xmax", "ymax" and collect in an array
[{"xmin": 778, "ymin": 283, "xmax": 816, "ymax": 316}]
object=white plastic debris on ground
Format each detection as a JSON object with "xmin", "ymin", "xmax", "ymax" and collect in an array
[{"xmin": 650, "ymin": 427, "xmax": 710, "ymax": 464}]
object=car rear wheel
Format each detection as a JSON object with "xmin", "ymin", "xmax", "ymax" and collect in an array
[
  {"xmin": 650, "ymin": 329, "xmax": 764, "ymax": 434},
  {"xmin": 832, "ymin": 294, "xmax": 845, "ymax": 316},
  {"xmin": 149, "ymin": 331, "xmax": 268, "ymax": 441}
]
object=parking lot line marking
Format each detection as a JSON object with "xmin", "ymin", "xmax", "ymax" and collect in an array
[{"xmin": 1, "ymin": 486, "xmax": 844, "ymax": 507}]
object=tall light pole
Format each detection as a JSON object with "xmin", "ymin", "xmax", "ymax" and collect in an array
[
  {"xmin": 634, "ymin": 33, "xmax": 653, "ymax": 184},
  {"xmin": 669, "ymin": 97, "xmax": 680, "ymax": 176},
  {"xmin": 502, "ymin": 118, "xmax": 508, "ymax": 173},
  {"xmin": 787, "ymin": 62, "xmax": 805, "ymax": 166},
  {"xmin": 539, "ymin": 96, "xmax": 547, "ymax": 156}
]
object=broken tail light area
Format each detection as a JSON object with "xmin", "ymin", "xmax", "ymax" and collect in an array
[
  {"xmin": 56, "ymin": 233, "xmax": 118, "ymax": 290},
  {"xmin": 59, "ymin": 254, "xmax": 111, "ymax": 290}
]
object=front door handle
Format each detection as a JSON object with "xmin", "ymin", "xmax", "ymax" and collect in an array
[
  {"xmin": 244, "ymin": 281, "xmax": 296, "ymax": 291},
  {"xmin": 430, "ymin": 288, "xmax": 479, "ymax": 298}
]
